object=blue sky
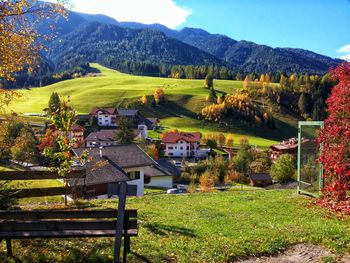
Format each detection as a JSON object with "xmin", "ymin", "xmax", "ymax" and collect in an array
[
  {"xmin": 54, "ymin": 0, "xmax": 350, "ymax": 59},
  {"xmin": 175, "ymin": 0, "xmax": 350, "ymax": 59}
]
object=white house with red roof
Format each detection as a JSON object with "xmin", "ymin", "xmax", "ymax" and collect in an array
[
  {"xmin": 90, "ymin": 107, "xmax": 118, "ymax": 127},
  {"xmin": 162, "ymin": 132, "xmax": 201, "ymax": 158}
]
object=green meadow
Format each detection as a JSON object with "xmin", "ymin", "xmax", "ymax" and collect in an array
[
  {"xmin": 8, "ymin": 63, "xmax": 301, "ymax": 147},
  {"xmin": 1, "ymin": 190, "xmax": 349, "ymax": 262}
]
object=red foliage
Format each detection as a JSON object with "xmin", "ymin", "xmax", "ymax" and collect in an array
[
  {"xmin": 317, "ymin": 62, "xmax": 350, "ymax": 214},
  {"xmin": 38, "ymin": 129, "xmax": 59, "ymax": 152}
]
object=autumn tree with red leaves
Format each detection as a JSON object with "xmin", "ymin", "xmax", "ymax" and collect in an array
[{"xmin": 317, "ymin": 62, "xmax": 350, "ymax": 213}]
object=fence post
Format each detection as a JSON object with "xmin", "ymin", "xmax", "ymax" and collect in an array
[{"xmin": 6, "ymin": 238, "xmax": 12, "ymax": 257}]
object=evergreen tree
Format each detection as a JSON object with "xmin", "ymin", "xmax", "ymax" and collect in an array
[
  {"xmin": 204, "ymin": 74, "xmax": 213, "ymax": 88},
  {"xmin": 48, "ymin": 92, "xmax": 60, "ymax": 114},
  {"xmin": 312, "ymin": 97, "xmax": 326, "ymax": 120},
  {"xmin": 116, "ymin": 117, "xmax": 134, "ymax": 144},
  {"xmin": 298, "ymin": 93, "xmax": 311, "ymax": 116}
]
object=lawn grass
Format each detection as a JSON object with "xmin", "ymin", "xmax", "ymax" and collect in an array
[
  {"xmin": 1, "ymin": 190, "xmax": 349, "ymax": 262},
  {"xmin": 5, "ymin": 63, "xmax": 301, "ymax": 148}
]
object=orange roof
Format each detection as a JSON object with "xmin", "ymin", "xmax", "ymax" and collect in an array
[
  {"xmin": 162, "ymin": 132, "xmax": 201, "ymax": 143},
  {"xmin": 89, "ymin": 107, "xmax": 117, "ymax": 115}
]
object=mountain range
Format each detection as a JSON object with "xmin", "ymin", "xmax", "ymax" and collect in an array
[{"xmin": 37, "ymin": 4, "xmax": 342, "ymax": 76}]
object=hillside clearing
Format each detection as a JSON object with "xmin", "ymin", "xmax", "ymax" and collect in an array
[{"xmin": 7, "ymin": 63, "xmax": 302, "ymax": 147}]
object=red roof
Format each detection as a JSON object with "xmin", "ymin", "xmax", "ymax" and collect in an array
[
  {"xmin": 162, "ymin": 132, "xmax": 201, "ymax": 143},
  {"xmin": 90, "ymin": 107, "xmax": 117, "ymax": 115}
]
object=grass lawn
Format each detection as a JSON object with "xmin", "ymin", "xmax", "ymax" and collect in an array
[
  {"xmin": 5, "ymin": 63, "xmax": 300, "ymax": 148},
  {"xmin": 1, "ymin": 190, "xmax": 349, "ymax": 262}
]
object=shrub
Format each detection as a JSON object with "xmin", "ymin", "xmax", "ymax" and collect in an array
[
  {"xmin": 270, "ymin": 154, "xmax": 296, "ymax": 183},
  {"xmin": 199, "ymin": 170, "xmax": 215, "ymax": 192}
]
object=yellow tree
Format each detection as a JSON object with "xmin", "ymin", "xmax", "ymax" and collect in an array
[
  {"xmin": 226, "ymin": 134, "xmax": 234, "ymax": 147},
  {"xmin": 154, "ymin": 88, "xmax": 166, "ymax": 104},
  {"xmin": 243, "ymin": 76, "xmax": 251, "ymax": 90},
  {"xmin": 140, "ymin": 95, "xmax": 148, "ymax": 105},
  {"xmin": 0, "ymin": 0, "xmax": 67, "ymax": 110}
]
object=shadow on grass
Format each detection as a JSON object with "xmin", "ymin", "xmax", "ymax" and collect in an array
[
  {"xmin": 143, "ymin": 222, "xmax": 196, "ymax": 237},
  {"xmin": 130, "ymin": 252, "xmax": 152, "ymax": 263}
]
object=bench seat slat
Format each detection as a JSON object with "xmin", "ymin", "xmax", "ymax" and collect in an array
[
  {"xmin": 0, "ymin": 209, "xmax": 137, "ymax": 220},
  {"xmin": 0, "ymin": 229, "xmax": 138, "ymax": 239},
  {"xmin": 0, "ymin": 220, "xmax": 137, "ymax": 232}
]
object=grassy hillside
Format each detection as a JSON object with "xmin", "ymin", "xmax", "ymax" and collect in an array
[
  {"xmin": 1, "ymin": 190, "xmax": 349, "ymax": 262},
  {"xmin": 8, "ymin": 63, "xmax": 300, "ymax": 147}
]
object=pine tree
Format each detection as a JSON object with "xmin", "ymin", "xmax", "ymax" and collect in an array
[
  {"xmin": 116, "ymin": 117, "xmax": 134, "ymax": 144},
  {"xmin": 48, "ymin": 92, "xmax": 60, "ymax": 114},
  {"xmin": 298, "ymin": 93, "xmax": 310, "ymax": 116},
  {"xmin": 204, "ymin": 74, "xmax": 213, "ymax": 88}
]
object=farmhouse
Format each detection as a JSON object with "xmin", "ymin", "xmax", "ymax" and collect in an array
[
  {"xmin": 269, "ymin": 138, "xmax": 299, "ymax": 161},
  {"xmin": 69, "ymin": 124, "xmax": 85, "ymax": 148},
  {"xmin": 90, "ymin": 107, "xmax": 118, "ymax": 127},
  {"xmin": 162, "ymin": 132, "xmax": 201, "ymax": 158},
  {"xmin": 89, "ymin": 107, "xmax": 146, "ymax": 128},
  {"xmin": 71, "ymin": 145, "xmax": 171, "ymax": 197}
]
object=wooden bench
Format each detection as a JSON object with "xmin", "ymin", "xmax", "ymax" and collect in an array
[
  {"xmin": 0, "ymin": 209, "xmax": 137, "ymax": 261},
  {"xmin": 0, "ymin": 170, "xmax": 138, "ymax": 263}
]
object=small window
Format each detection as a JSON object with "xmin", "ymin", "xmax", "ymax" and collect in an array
[
  {"xmin": 168, "ymin": 146, "xmax": 173, "ymax": 150},
  {"xmin": 168, "ymin": 153, "xmax": 173, "ymax": 156},
  {"xmin": 180, "ymin": 147, "xmax": 183, "ymax": 150},
  {"xmin": 127, "ymin": 171, "xmax": 141, "ymax": 180},
  {"xmin": 187, "ymin": 146, "xmax": 189, "ymax": 150}
]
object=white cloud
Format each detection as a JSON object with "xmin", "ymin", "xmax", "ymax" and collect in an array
[
  {"xmin": 337, "ymin": 44, "xmax": 350, "ymax": 61},
  {"xmin": 48, "ymin": 0, "xmax": 192, "ymax": 29}
]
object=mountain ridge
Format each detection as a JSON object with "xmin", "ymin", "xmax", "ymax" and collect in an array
[{"xmin": 35, "ymin": 4, "xmax": 342, "ymax": 75}]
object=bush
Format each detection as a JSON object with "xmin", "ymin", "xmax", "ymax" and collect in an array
[
  {"xmin": 0, "ymin": 182, "xmax": 17, "ymax": 210},
  {"xmin": 270, "ymin": 154, "xmax": 296, "ymax": 183},
  {"xmin": 199, "ymin": 170, "xmax": 215, "ymax": 192}
]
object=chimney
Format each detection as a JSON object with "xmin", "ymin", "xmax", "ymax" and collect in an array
[{"xmin": 99, "ymin": 146, "xmax": 104, "ymax": 158}]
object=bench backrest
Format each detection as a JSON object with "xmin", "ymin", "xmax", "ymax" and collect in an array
[{"xmin": 0, "ymin": 209, "xmax": 137, "ymax": 233}]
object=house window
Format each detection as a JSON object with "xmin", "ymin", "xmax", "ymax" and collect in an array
[
  {"xmin": 168, "ymin": 153, "xmax": 173, "ymax": 156},
  {"xmin": 127, "ymin": 171, "xmax": 141, "ymax": 180},
  {"xmin": 187, "ymin": 146, "xmax": 189, "ymax": 150},
  {"xmin": 180, "ymin": 147, "xmax": 183, "ymax": 150},
  {"xmin": 168, "ymin": 146, "xmax": 173, "ymax": 150},
  {"xmin": 144, "ymin": 175, "xmax": 151, "ymax": 184}
]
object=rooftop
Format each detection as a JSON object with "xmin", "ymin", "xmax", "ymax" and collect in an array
[
  {"xmin": 73, "ymin": 144, "xmax": 156, "ymax": 169},
  {"xmin": 162, "ymin": 132, "xmax": 201, "ymax": 143}
]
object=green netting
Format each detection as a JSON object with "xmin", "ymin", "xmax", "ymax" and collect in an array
[{"xmin": 297, "ymin": 121, "xmax": 324, "ymax": 197}]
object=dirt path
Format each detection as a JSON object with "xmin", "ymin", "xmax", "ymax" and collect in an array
[{"xmin": 237, "ymin": 244, "xmax": 350, "ymax": 263}]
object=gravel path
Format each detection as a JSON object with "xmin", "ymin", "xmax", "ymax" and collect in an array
[{"xmin": 237, "ymin": 244, "xmax": 350, "ymax": 263}]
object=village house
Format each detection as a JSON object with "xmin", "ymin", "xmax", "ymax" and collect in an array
[
  {"xmin": 89, "ymin": 107, "xmax": 145, "ymax": 128},
  {"xmin": 269, "ymin": 138, "xmax": 299, "ymax": 161},
  {"xmin": 162, "ymin": 132, "xmax": 201, "ymax": 158},
  {"xmin": 269, "ymin": 137, "xmax": 313, "ymax": 161},
  {"xmin": 71, "ymin": 145, "xmax": 173, "ymax": 197},
  {"xmin": 89, "ymin": 107, "xmax": 118, "ymax": 127},
  {"xmin": 69, "ymin": 124, "xmax": 85, "ymax": 148}
]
